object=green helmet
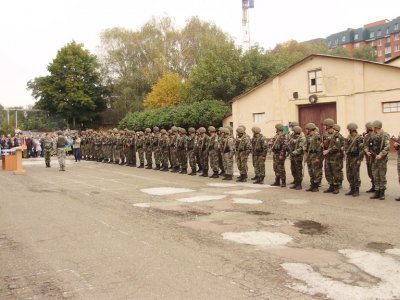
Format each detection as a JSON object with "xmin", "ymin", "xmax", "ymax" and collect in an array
[
  {"xmin": 113, "ymin": 128, "xmax": 118, "ymax": 133},
  {"xmin": 153, "ymin": 126, "xmax": 159, "ymax": 132},
  {"xmin": 372, "ymin": 120, "xmax": 382, "ymax": 129},
  {"xmin": 333, "ymin": 124, "xmax": 340, "ymax": 132},
  {"xmin": 208, "ymin": 126, "xmax": 216, "ymax": 132},
  {"xmin": 275, "ymin": 123, "xmax": 284, "ymax": 131},
  {"xmin": 293, "ymin": 126, "xmax": 302, "ymax": 134},
  {"xmin": 323, "ymin": 118, "xmax": 335, "ymax": 127},
  {"xmin": 171, "ymin": 126, "xmax": 178, "ymax": 132},
  {"xmin": 188, "ymin": 127, "xmax": 196, "ymax": 133},
  {"xmin": 225, "ymin": 125, "xmax": 233, "ymax": 135},
  {"xmin": 220, "ymin": 128, "xmax": 230, "ymax": 134},
  {"xmin": 145, "ymin": 128, "xmax": 151, "ymax": 133},
  {"xmin": 239, "ymin": 125, "xmax": 246, "ymax": 131},
  {"xmin": 290, "ymin": 121, "xmax": 299, "ymax": 127},
  {"xmin": 198, "ymin": 127, "xmax": 206, "ymax": 134},
  {"xmin": 160, "ymin": 129, "xmax": 167, "ymax": 134},
  {"xmin": 180, "ymin": 128, "xmax": 187, "ymax": 134},
  {"xmin": 347, "ymin": 123, "xmax": 358, "ymax": 131},
  {"xmin": 365, "ymin": 122, "xmax": 373, "ymax": 131},
  {"xmin": 236, "ymin": 127, "xmax": 244, "ymax": 134},
  {"xmin": 305, "ymin": 123, "xmax": 317, "ymax": 130},
  {"xmin": 252, "ymin": 126, "xmax": 261, "ymax": 134}
]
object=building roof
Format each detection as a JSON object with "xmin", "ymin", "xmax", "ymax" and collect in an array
[
  {"xmin": 232, "ymin": 54, "xmax": 400, "ymax": 103},
  {"xmin": 385, "ymin": 56, "xmax": 400, "ymax": 64}
]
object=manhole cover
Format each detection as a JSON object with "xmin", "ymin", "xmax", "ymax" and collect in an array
[{"xmin": 294, "ymin": 220, "xmax": 327, "ymax": 235}]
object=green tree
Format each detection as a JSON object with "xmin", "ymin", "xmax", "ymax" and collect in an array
[
  {"xmin": 352, "ymin": 45, "xmax": 377, "ymax": 61},
  {"xmin": 27, "ymin": 41, "xmax": 108, "ymax": 128}
]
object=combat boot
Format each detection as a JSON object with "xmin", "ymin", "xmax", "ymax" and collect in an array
[
  {"xmin": 305, "ymin": 183, "xmax": 314, "ymax": 192},
  {"xmin": 369, "ymin": 190, "xmax": 380, "ymax": 199},
  {"xmin": 280, "ymin": 178, "xmax": 286, "ymax": 188},
  {"xmin": 295, "ymin": 181, "xmax": 302, "ymax": 190},
  {"xmin": 222, "ymin": 174, "xmax": 233, "ymax": 181},
  {"xmin": 324, "ymin": 185, "xmax": 334, "ymax": 193},
  {"xmin": 210, "ymin": 171, "xmax": 219, "ymax": 178},
  {"xmin": 155, "ymin": 164, "xmax": 160, "ymax": 170},
  {"xmin": 395, "ymin": 196, "xmax": 400, "ymax": 201},
  {"xmin": 290, "ymin": 181, "xmax": 298, "ymax": 189},
  {"xmin": 258, "ymin": 176, "xmax": 264, "ymax": 184},
  {"xmin": 160, "ymin": 166, "xmax": 168, "ymax": 172},
  {"xmin": 271, "ymin": 177, "xmax": 280, "ymax": 186},
  {"xmin": 218, "ymin": 170, "xmax": 225, "ymax": 176},
  {"xmin": 138, "ymin": 163, "xmax": 144, "ymax": 168},
  {"xmin": 345, "ymin": 186, "xmax": 354, "ymax": 196},
  {"xmin": 201, "ymin": 170, "xmax": 209, "ymax": 177},
  {"xmin": 379, "ymin": 189, "xmax": 385, "ymax": 200},
  {"xmin": 145, "ymin": 164, "xmax": 152, "ymax": 169},
  {"xmin": 311, "ymin": 184, "xmax": 319, "ymax": 192},
  {"xmin": 250, "ymin": 175, "xmax": 258, "ymax": 180},
  {"xmin": 236, "ymin": 174, "xmax": 243, "ymax": 182},
  {"xmin": 181, "ymin": 168, "xmax": 187, "ymax": 174},
  {"xmin": 170, "ymin": 166, "xmax": 178, "ymax": 173},
  {"xmin": 332, "ymin": 185, "xmax": 340, "ymax": 194},
  {"xmin": 352, "ymin": 187, "xmax": 360, "ymax": 197},
  {"xmin": 189, "ymin": 170, "xmax": 197, "ymax": 176},
  {"xmin": 238, "ymin": 175, "xmax": 247, "ymax": 182},
  {"xmin": 366, "ymin": 185, "xmax": 375, "ymax": 193}
]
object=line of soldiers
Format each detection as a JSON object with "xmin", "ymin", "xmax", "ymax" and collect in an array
[{"xmin": 80, "ymin": 119, "xmax": 399, "ymax": 201}]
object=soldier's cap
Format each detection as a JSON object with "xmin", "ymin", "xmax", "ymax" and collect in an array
[
  {"xmin": 236, "ymin": 127, "xmax": 244, "ymax": 134},
  {"xmin": 171, "ymin": 126, "xmax": 178, "ymax": 132},
  {"xmin": 251, "ymin": 126, "xmax": 261, "ymax": 134},
  {"xmin": 138, "ymin": 131, "xmax": 144, "ymax": 136},
  {"xmin": 108, "ymin": 129, "xmax": 113, "ymax": 133},
  {"xmin": 225, "ymin": 125, "xmax": 233, "ymax": 134},
  {"xmin": 333, "ymin": 124, "xmax": 340, "ymax": 132},
  {"xmin": 220, "ymin": 127, "xmax": 230, "ymax": 134},
  {"xmin": 305, "ymin": 123, "xmax": 317, "ymax": 130},
  {"xmin": 218, "ymin": 127, "xmax": 224, "ymax": 132},
  {"xmin": 180, "ymin": 128, "xmax": 187, "ymax": 134},
  {"xmin": 208, "ymin": 126, "xmax": 216, "ymax": 132},
  {"xmin": 238, "ymin": 125, "xmax": 246, "ymax": 131},
  {"xmin": 113, "ymin": 128, "xmax": 118, "ymax": 133},
  {"xmin": 119, "ymin": 130, "xmax": 124, "ymax": 134},
  {"xmin": 290, "ymin": 121, "xmax": 299, "ymax": 127},
  {"xmin": 275, "ymin": 123, "xmax": 284, "ymax": 131},
  {"xmin": 323, "ymin": 118, "xmax": 335, "ymax": 127},
  {"xmin": 124, "ymin": 128, "xmax": 128, "ymax": 131},
  {"xmin": 188, "ymin": 127, "xmax": 196, "ymax": 133},
  {"xmin": 144, "ymin": 128, "xmax": 151, "ymax": 133},
  {"xmin": 365, "ymin": 122, "xmax": 373, "ymax": 130},
  {"xmin": 153, "ymin": 126, "xmax": 159, "ymax": 132},
  {"xmin": 160, "ymin": 129, "xmax": 167, "ymax": 134},
  {"xmin": 347, "ymin": 123, "xmax": 358, "ymax": 131},
  {"xmin": 372, "ymin": 120, "xmax": 382, "ymax": 129},
  {"xmin": 198, "ymin": 127, "xmax": 206, "ymax": 134},
  {"xmin": 293, "ymin": 126, "xmax": 302, "ymax": 134}
]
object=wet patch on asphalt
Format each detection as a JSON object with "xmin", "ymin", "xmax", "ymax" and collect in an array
[
  {"xmin": 294, "ymin": 220, "xmax": 328, "ymax": 235},
  {"xmin": 246, "ymin": 210, "xmax": 272, "ymax": 216},
  {"xmin": 366, "ymin": 242, "xmax": 394, "ymax": 252}
]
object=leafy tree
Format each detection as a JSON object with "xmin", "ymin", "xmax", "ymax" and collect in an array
[
  {"xmin": 143, "ymin": 72, "xmax": 183, "ymax": 109},
  {"xmin": 352, "ymin": 45, "xmax": 377, "ymax": 61},
  {"xmin": 27, "ymin": 41, "xmax": 108, "ymax": 128}
]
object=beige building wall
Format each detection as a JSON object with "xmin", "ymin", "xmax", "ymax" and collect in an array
[
  {"xmin": 387, "ymin": 58, "xmax": 400, "ymax": 67},
  {"xmin": 229, "ymin": 55, "xmax": 400, "ymax": 137}
]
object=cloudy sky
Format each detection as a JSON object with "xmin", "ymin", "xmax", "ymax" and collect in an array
[{"xmin": 0, "ymin": 0, "xmax": 398, "ymax": 108}]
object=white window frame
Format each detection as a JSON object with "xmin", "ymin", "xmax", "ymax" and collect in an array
[
  {"xmin": 395, "ymin": 45, "xmax": 400, "ymax": 52},
  {"xmin": 253, "ymin": 113, "xmax": 265, "ymax": 123},
  {"xmin": 395, "ymin": 23, "xmax": 399, "ymax": 31},
  {"xmin": 377, "ymin": 29, "xmax": 382, "ymax": 37},
  {"xmin": 382, "ymin": 101, "xmax": 400, "ymax": 113},
  {"xmin": 395, "ymin": 33, "xmax": 400, "ymax": 41},
  {"xmin": 385, "ymin": 46, "xmax": 391, "ymax": 54},
  {"xmin": 378, "ymin": 50, "xmax": 383, "ymax": 56},
  {"xmin": 342, "ymin": 36, "xmax": 346, "ymax": 42},
  {"xmin": 354, "ymin": 33, "xmax": 359, "ymax": 40},
  {"xmin": 308, "ymin": 69, "xmax": 323, "ymax": 93},
  {"xmin": 387, "ymin": 37, "xmax": 391, "ymax": 43},
  {"xmin": 378, "ymin": 39, "xmax": 382, "ymax": 46},
  {"xmin": 370, "ymin": 32, "xmax": 375, "ymax": 38}
]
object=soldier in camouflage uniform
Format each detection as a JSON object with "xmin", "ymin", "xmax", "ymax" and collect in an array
[
  {"xmin": 344, "ymin": 123, "xmax": 364, "ymax": 197},
  {"xmin": 169, "ymin": 126, "xmax": 179, "ymax": 172},
  {"xmin": 136, "ymin": 131, "xmax": 145, "ymax": 168},
  {"xmin": 125, "ymin": 131, "xmax": 136, "ymax": 167},
  {"xmin": 56, "ymin": 131, "xmax": 68, "ymax": 171},
  {"xmin": 394, "ymin": 132, "xmax": 400, "ymax": 201},
  {"xmin": 42, "ymin": 133, "xmax": 54, "ymax": 168},
  {"xmin": 217, "ymin": 127, "xmax": 225, "ymax": 176},
  {"xmin": 269, "ymin": 123, "xmax": 288, "ymax": 187},
  {"xmin": 367, "ymin": 120, "xmax": 390, "ymax": 200},
  {"xmin": 288, "ymin": 126, "xmax": 305, "ymax": 190},
  {"xmin": 159, "ymin": 129, "xmax": 169, "ymax": 171},
  {"xmin": 111, "ymin": 128, "xmax": 118, "ymax": 164},
  {"xmin": 235, "ymin": 126, "xmax": 251, "ymax": 182},
  {"xmin": 144, "ymin": 128, "xmax": 153, "ymax": 169},
  {"xmin": 152, "ymin": 127, "xmax": 161, "ymax": 170},
  {"xmin": 208, "ymin": 126, "xmax": 220, "ymax": 178},
  {"xmin": 94, "ymin": 132, "xmax": 102, "ymax": 162},
  {"xmin": 80, "ymin": 131, "xmax": 87, "ymax": 160},
  {"xmin": 304, "ymin": 123, "xmax": 323, "ymax": 192},
  {"xmin": 198, "ymin": 127, "xmax": 209, "ymax": 177},
  {"xmin": 220, "ymin": 128, "xmax": 234, "ymax": 180},
  {"xmin": 195, "ymin": 129, "xmax": 203, "ymax": 173},
  {"xmin": 186, "ymin": 127, "xmax": 197, "ymax": 175},
  {"xmin": 251, "ymin": 126, "xmax": 268, "ymax": 184},
  {"xmin": 177, "ymin": 128, "xmax": 188, "ymax": 174},
  {"xmin": 322, "ymin": 118, "xmax": 342, "ymax": 194},
  {"xmin": 363, "ymin": 122, "xmax": 375, "ymax": 192},
  {"xmin": 334, "ymin": 124, "xmax": 345, "ymax": 189}
]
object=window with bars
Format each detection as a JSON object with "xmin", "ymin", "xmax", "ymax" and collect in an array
[
  {"xmin": 308, "ymin": 69, "xmax": 323, "ymax": 93},
  {"xmin": 382, "ymin": 102, "xmax": 400, "ymax": 113}
]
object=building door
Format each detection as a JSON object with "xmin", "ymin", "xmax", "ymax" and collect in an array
[{"xmin": 298, "ymin": 102, "xmax": 337, "ymax": 133}]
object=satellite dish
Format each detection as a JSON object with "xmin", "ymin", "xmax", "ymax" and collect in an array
[{"xmin": 309, "ymin": 95, "xmax": 318, "ymax": 104}]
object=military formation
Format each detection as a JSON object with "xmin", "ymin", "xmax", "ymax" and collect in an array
[{"xmin": 78, "ymin": 119, "xmax": 399, "ymax": 201}]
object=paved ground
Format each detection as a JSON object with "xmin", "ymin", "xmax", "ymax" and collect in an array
[{"xmin": 1, "ymin": 156, "xmax": 399, "ymax": 300}]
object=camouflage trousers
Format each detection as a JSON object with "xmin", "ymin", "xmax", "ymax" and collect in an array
[
  {"xmin": 252, "ymin": 155, "xmax": 266, "ymax": 177},
  {"xmin": 170, "ymin": 148, "xmax": 179, "ymax": 168},
  {"xmin": 223, "ymin": 152, "xmax": 234, "ymax": 175},
  {"xmin": 397, "ymin": 155, "xmax": 400, "ymax": 184},
  {"xmin": 218, "ymin": 150, "xmax": 224, "ymax": 173},
  {"xmin": 126, "ymin": 147, "xmax": 135, "ymax": 165},
  {"xmin": 324, "ymin": 154, "xmax": 341, "ymax": 185},
  {"xmin": 273, "ymin": 153, "xmax": 286, "ymax": 180},
  {"xmin": 290, "ymin": 157, "xmax": 303, "ymax": 183},
  {"xmin": 154, "ymin": 148, "xmax": 161, "ymax": 165},
  {"xmin": 200, "ymin": 151, "xmax": 209, "ymax": 172},
  {"xmin": 81, "ymin": 144, "xmax": 86, "ymax": 158},
  {"xmin": 188, "ymin": 150, "xmax": 196, "ymax": 171},
  {"xmin": 137, "ymin": 148, "xmax": 144, "ymax": 164},
  {"xmin": 366, "ymin": 157, "xmax": 374, "ymax": 185},
  {"xmin": 161, "ymin": 150, "xmax": 169, "ymax": 168},
  {"xmin": 44, "ymin": 150, "xmax": 51, "ymax": 165},
  {"xmin": 338, "ymin": 154, "xmax": 344, "ymax": 183},
  {"xmin": 346, "ymin": 155, "xmax": 361, "ymax": 187},
  {"xmin": 236, "ymin": 151, "xmax": 249, "ymax": 175},
  {"xmin": 145, "ymin": 149, "xmax": 152, "ymax": 166},
  {"xmin": 113, "ymin": 146, "xmax": 120, "ymax": 163},
  {"xmin": 57, "ymin": 148, "xmax": 66, "ymax": 169},
  {"xmin": 371, "ymin": 157, "xmax": 388, "ymax": 190},
  {"xmin": 307, "ymin": 153, "xmax": 323, "ymax": 185},
  {"xmin": 208, "ymin": 150, "xmax": 219, "ymax": 173},
  {"xmin": 178, "ymin": 150, "xmax": 188, "ymax": 169},
  {"xmin": 120, "ymin": 147, "xmax": 128, "ymax": 163},
  {"xmin": 196, "ymin": 150, "xmax": 202, "ymax": 170}
]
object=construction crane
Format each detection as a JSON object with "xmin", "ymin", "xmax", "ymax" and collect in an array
[{"xmin": 242, "ymin": 0, "xmax": 254, "ymax": 51}]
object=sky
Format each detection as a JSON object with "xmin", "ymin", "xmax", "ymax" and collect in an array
[{"xmin": 0, "ymin": 0, "xmax": 398, "ymax": 108}]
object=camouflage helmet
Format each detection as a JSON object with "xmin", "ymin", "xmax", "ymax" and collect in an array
[
  {"xmin": 113, "ymin": 128, "xmax": 118, "ymax": 133},
  {"xmin": 160, "ymin": 129, "xmax": 167, "ymax": 134},
  {"xmin": 180, "ymin": 128, "xmax": 187, "ymax": 134},
  {"xmin": 275, "ymin": 123, "xmax": 284, "ymax": 131},
  {"xmin": 305, "ymin": 123, "xmax": 317, "ymax": 130},
  {"xmin": 198, "ymin": 127, "xmax": 206, "ymax": 134},
  {"xmin": 365, "ymin": 122, "xmax": 373, "ymax": 131},
  {"xmin": 236, "ymin": 127, "xmax": 244, "ymax": 134},
  {"xmin": 225, "ymin": 125, "xmax": 233, "ymax": 135},
  {"xmin": 57, "ymin": 130, "xmax": 63, "ymax": 135},
  {"xmin": 252, "ymin": 126, "xmax": 261, "ymax": 134},
  {"xmin": 347, "ymin": 123, "xmax": 358, "ymax": 131},
  {"xmin": 124, "ymin": 128, "xmax": 129, "ymax": 131},
  {"xmin": 372, "ymin": 120, "xmax": 382, "ymax": 129},
  {"xmin": 323, "ymin": 118, "xmax": 335, "ymax": 127},
  {"xmin": 293, "ymin": 126, "xmax": 302, "ymax": 134},
  {"xmin": 333, "ymin": 124, "xmax": 340, "ymax": 132},
  {"xmin": 188, "ymin": 127, "xmax": 196, "ymax": 133},
  {"xmin": 208, "ymin": 126, "xmax": 216, "ymax": 132},
  {"xmin": 171, "ymin": 126, "xmax": 178, "ymax": 132},
  {"xmin": 218, "ymin": 127, "xmax": 224, "ymax": 132},
  {"xmin": 239, "ymin": 125, "xmax": 246, "ymax": 131},
  {"xmin": 220, "ymin": 127, "xmax": 230, "ymax": 135},
  {"xmin": 153, "ymin": 126, "xmax": 159, "ymax": 132},
  {"xmin": 145, "ymin": 128, "xmax": 151, "ymax": 133},
  {"xmin": 108, "ymin": 129, "xmax": 113, "ymax": 133},
  {"xmin": 138, "ymin": 131, "xmax": 144, "ymax": 136},
  {"xmin": 290, "ymin": 121, "xmax": 299, "ymax": 127}
]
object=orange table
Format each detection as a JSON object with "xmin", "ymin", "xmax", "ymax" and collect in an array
[{"xmin": 2, "ymin": 155, "xmax": 17, "ymax": 171}]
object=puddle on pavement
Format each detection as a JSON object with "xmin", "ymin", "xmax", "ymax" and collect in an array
[
  {"xmin": 366, "ymin": 242, "xmax": 394, "ymax": 252},
  {"xmin": 246, "ymin": 210, "xmax": 272, "ymax": 216},
  {"xmin": 294, "ymin": 220, "xmax": 327, "ymax": 235}
]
